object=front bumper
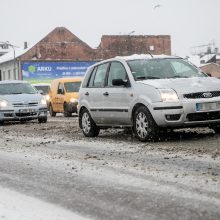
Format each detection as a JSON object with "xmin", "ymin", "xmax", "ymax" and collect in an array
[
  {"xmin": 149, "ymin": 98, "xmax": 220, "ymax": 128},
  {"xmin": 0, "ymin": 106, "xmax": 48, "ymax": 122}
]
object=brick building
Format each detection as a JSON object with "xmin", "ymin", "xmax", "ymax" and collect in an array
[
  {"xmin": 200, "ymin": 63, "xmax": 220, "ymax": 78},
  {"xmin": 0, "ymin": 27, "xmax": 171, "ymax": 82}
]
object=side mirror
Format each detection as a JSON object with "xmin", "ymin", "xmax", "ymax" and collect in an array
[
  {"xmin": 112, "ymin": 79, "xmax": 129, "ymax": 87},
  {"xmin": 58, "ymin": 89, "xmax": 64, "ymax": 94}
]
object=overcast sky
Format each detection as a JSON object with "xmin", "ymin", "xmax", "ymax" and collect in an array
[{"xmin": 0, "ymin": 0, "xmax": 219, "ymax": 56}]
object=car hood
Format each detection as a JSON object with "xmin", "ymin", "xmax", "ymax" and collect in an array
[
  {"xmin": 0, "ymin": 93, "xmax": 42, "ymax": 103},
  {"xmin": 139, "ymin": 77, "xmax": 220, "ymax": 94}
]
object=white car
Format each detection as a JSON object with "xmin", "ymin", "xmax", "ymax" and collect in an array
[
  {"xmin": 78, "ymin": 54, "xmax": 220, "ymax": 141},
  {"xmin": 32, "ymin": 83, "xmax": 50, "ymax": 102},
  {"xmin": 0, "ymin": 80, "xmax": 48, "ymax": 124}
]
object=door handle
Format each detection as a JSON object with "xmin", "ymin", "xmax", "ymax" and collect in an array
[
  {"xmin": 85, "ymin": 92, "xmax": 89, "ymax": 96},
  {"xmin": 103, "ymin": 92, "xmax": 109, "ymax": 96}
]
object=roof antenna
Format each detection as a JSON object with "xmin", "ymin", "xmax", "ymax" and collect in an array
[{"xmin": 147, "ymin": 52, "xmax": 153, "ymax": 58}]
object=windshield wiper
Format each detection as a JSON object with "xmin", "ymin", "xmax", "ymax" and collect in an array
[
  {"xmin": 136, "ymin": 76, "xmax": 160, "ymax": 80},
  {"xmin": 167, "ymin": 76, "xmax": 189, "ymax": 79},
  {"xmin": 11, "ymin": 92, "xmax": 22, "ymax": 94}
]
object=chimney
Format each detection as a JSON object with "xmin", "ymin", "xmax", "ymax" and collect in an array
[
  {"xmin": 24, "ymin": 42, "xmax": 28, "ymax": 49},
  {"xmin": 207, "ymin": 46, "xmax": 212, "ymax": 54}
]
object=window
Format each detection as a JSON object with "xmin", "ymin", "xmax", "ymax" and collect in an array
[
  {"xmin": 128, "ymin": 59, "xmax": 203, "ymax": 80},
  {"xmin": 149, "ymin": 45, "xmax": 154, "ymax": 51},
  {"xmin": 170, "ymin": 60, "xmax": 197, "ymax": 76},
  {"xmin": 64, "ymin": 82, "xmax": 81, "ymax": 93},
  {"xmin": 93, "ymin": 63, "xmax": 109, "ymax": 87},
  {"xmin": 8, "ymin": 70, "xmax": 11, "ymax": 80},
  {"xmin": 3, "ymin": 71, "xmax": 5, "ymax": 80},
  {"xmin": 14, "ymin": 68, "xmax": 16, "ymax": 80},
  {"xmin": 0, "ymin": 83, "xmax": 36, "ymax": 95},
  {"xmin": 58, "ymin": 83, "xmax": 64, "ymax": 94},
  {"xmin": 88, "ymin": 67, "xmax": 97, "ymax": 87},
  {"xmin": 107, "ymin": 62, "xmax": 127, "ymax": 86}
]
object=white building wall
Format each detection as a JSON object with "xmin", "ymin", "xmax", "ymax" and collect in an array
[{"xmin": 0, "ymin": 60, "xmax": 20, "ymax": 80}]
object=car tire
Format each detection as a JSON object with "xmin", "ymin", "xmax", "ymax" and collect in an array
[
  {"xmin": 211, "ymin": 125, "xmax": 220, "ymax": 133},
  {"xmin": 38, "ymin": 116, "xmax": 47, "ymax": 123},
  {"xmin": 0, "ymin": 121, "xmax": 4, "ymax": 126},
  {"xmin": 133, "ymin": 106, "xmax": 159, "ymax": 142},
  {"xmin": 64, "ymin": 103, "xmax": 72, "ymax": 117},
  {"xmin": 79, "ymin": 108, "xmax": 100, "ymax": 137},
  {"xmin": 49, "ymin": 104, "xmax": 56, "ymax": 117}
]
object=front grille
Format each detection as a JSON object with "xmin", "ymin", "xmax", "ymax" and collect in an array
[
  {"xmin": 187, "ymin": 111, "xmax": 220, "ymax": 122},
  {"xmin": 16, "ymin": 112, "xmax": 37, "ymax": 117},
  {"xmin": 4, "ymin": 113, "xmax": 13, "ymax": 117},
  {"xmin": 184, "ymin": 91, "xmax": 220, "ymax": 99},
  {"xmin": 13, "ymin": 102, "xmax": 38, "ymax": 107}
]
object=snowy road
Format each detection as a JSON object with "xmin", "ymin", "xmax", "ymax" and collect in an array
[{"xmin": 0, "ymin": 116, "xmax": 220, "ymax": 219}]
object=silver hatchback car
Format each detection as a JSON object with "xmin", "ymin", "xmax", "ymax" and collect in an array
[
  {"xmin": 0, "ymin": 80, "xmax": 48, "ymax": 124},
  {"xmin": 78, "ymin": 54, "xmax": 220, "ymax": 141}
]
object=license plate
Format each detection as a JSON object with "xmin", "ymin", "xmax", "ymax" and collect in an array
[
  {"xmin": 19, "ymin": 109, "xmax": 35, "ymax": 113},
  {"xmin": 196, "ymin": 102, "xmax": 220, "ymax": 111}
]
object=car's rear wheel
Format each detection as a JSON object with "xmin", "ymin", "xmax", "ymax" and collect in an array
[
  {"xmin": 79, "ymin": 108, "xmax": 100, "ymax": 137},
  {"xmin": 49, "ymin": 104, "xmax": 56, "ymax": 117},
  {"xmin": 64, "ymin": 103, "xmax": 72, "ymax": 117},
  {"xmin": 0, "ymin": 121, "xmax": 4, "ymax": 126},
  {"xmin": 133, "ymin": 106, "xmax": 158, "ymax": 142}
]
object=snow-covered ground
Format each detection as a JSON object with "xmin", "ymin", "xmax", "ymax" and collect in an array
[
  {"xmin": 0, "ymin": 187, "xmax": 88, "ymax": 220},
  {"xmin": 0, "ymin": 116, "xmax": 219, "ymax": 219}
]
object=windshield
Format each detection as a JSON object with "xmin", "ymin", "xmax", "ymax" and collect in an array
[
  {"xmin": 34, "ymin": 85, "xmax": 50, "ymax": 95},
  {"xmin": 64, "ymin": 82, "xmax": 81, "ymax": 93},
  {"xmin": 127, "ymin": 58, "xmax": 205, "ymax": 80},
  {"xmin": 0, "ymin": 83, "xmax": 37, "ymax": 95}
]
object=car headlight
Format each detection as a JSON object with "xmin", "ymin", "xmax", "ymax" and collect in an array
[
  {"xmin": 40, "ymin": 98, "xmax": 47, "ymax": 105},
  {"xmin": 45, "ymin": 94, "xmax": 50, "ymax": 101},
  {"xmin": 0, "ymin": 100, "xmax": 8, "ymax": 108},
  {"xmin": 70, "ymin": 98, "xmax": 78, "ymax": 103},
  {"xmin": 159, "ymin": 89, "xmax": 179, "ymax": 102}
]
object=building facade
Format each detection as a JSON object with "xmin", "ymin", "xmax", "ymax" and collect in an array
[{"xmin": 0, "ymin": 27, "xmax": 171, "ymax": 82}]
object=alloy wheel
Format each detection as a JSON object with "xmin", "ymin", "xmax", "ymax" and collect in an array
[{"xmin": 136, "ymin": 112, "xmax": 149, "ymax": 139}]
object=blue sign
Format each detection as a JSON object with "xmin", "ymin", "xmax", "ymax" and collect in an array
[{"xmin": 21, "ymin": 61, "xmax": 96, "ymax": 83}]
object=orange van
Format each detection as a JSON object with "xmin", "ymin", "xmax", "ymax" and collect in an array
[{"xmin": 48, "ymin": 77, "xmax": 82, "ymax": 117}]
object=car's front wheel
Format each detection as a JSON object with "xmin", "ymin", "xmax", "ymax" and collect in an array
[
  {"xmin": 49, "ymin": 104, "xmax": 56, "ymax": 117},
  {"xmin": 210, "ymin": 124, "xmax": 220, "ymax": 133},
  {"xmin": 64, "ymin": 103, "xmax": 72, "ymax": 117},
  {"xmin": 38, "ymin": 116, "xmax": 47, "ymax": 123},
  {"xmin": 79, "ymin": 108, "xmax": 100, "ymax": 137},
  {"xmin": 133, "ymin": 106, "xmax": 158, "ymax": 141}
]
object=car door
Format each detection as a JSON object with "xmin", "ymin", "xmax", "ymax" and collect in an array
[
  {"xmin": 84, "ymin": 63, "xmax": 109, "ymax": 124},
  {"xmin": 56, "ymin": 82, "xmax": 65, "ymax": 112},
  {"xmin": 101, "ymin": 61, "xmax": 133, "ymax": 125}
]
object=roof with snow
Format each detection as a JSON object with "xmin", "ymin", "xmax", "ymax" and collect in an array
[
  {"xmin": 115, "ymin": 54, "xmax": 178, "ymax": 61},
  {"xmin": 0, "ymin": 47, "xmax": 29, "ymax": 64},
  {"xmin": 200, "ymin": 54, "xmax": 216, "ymax": 63}
]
